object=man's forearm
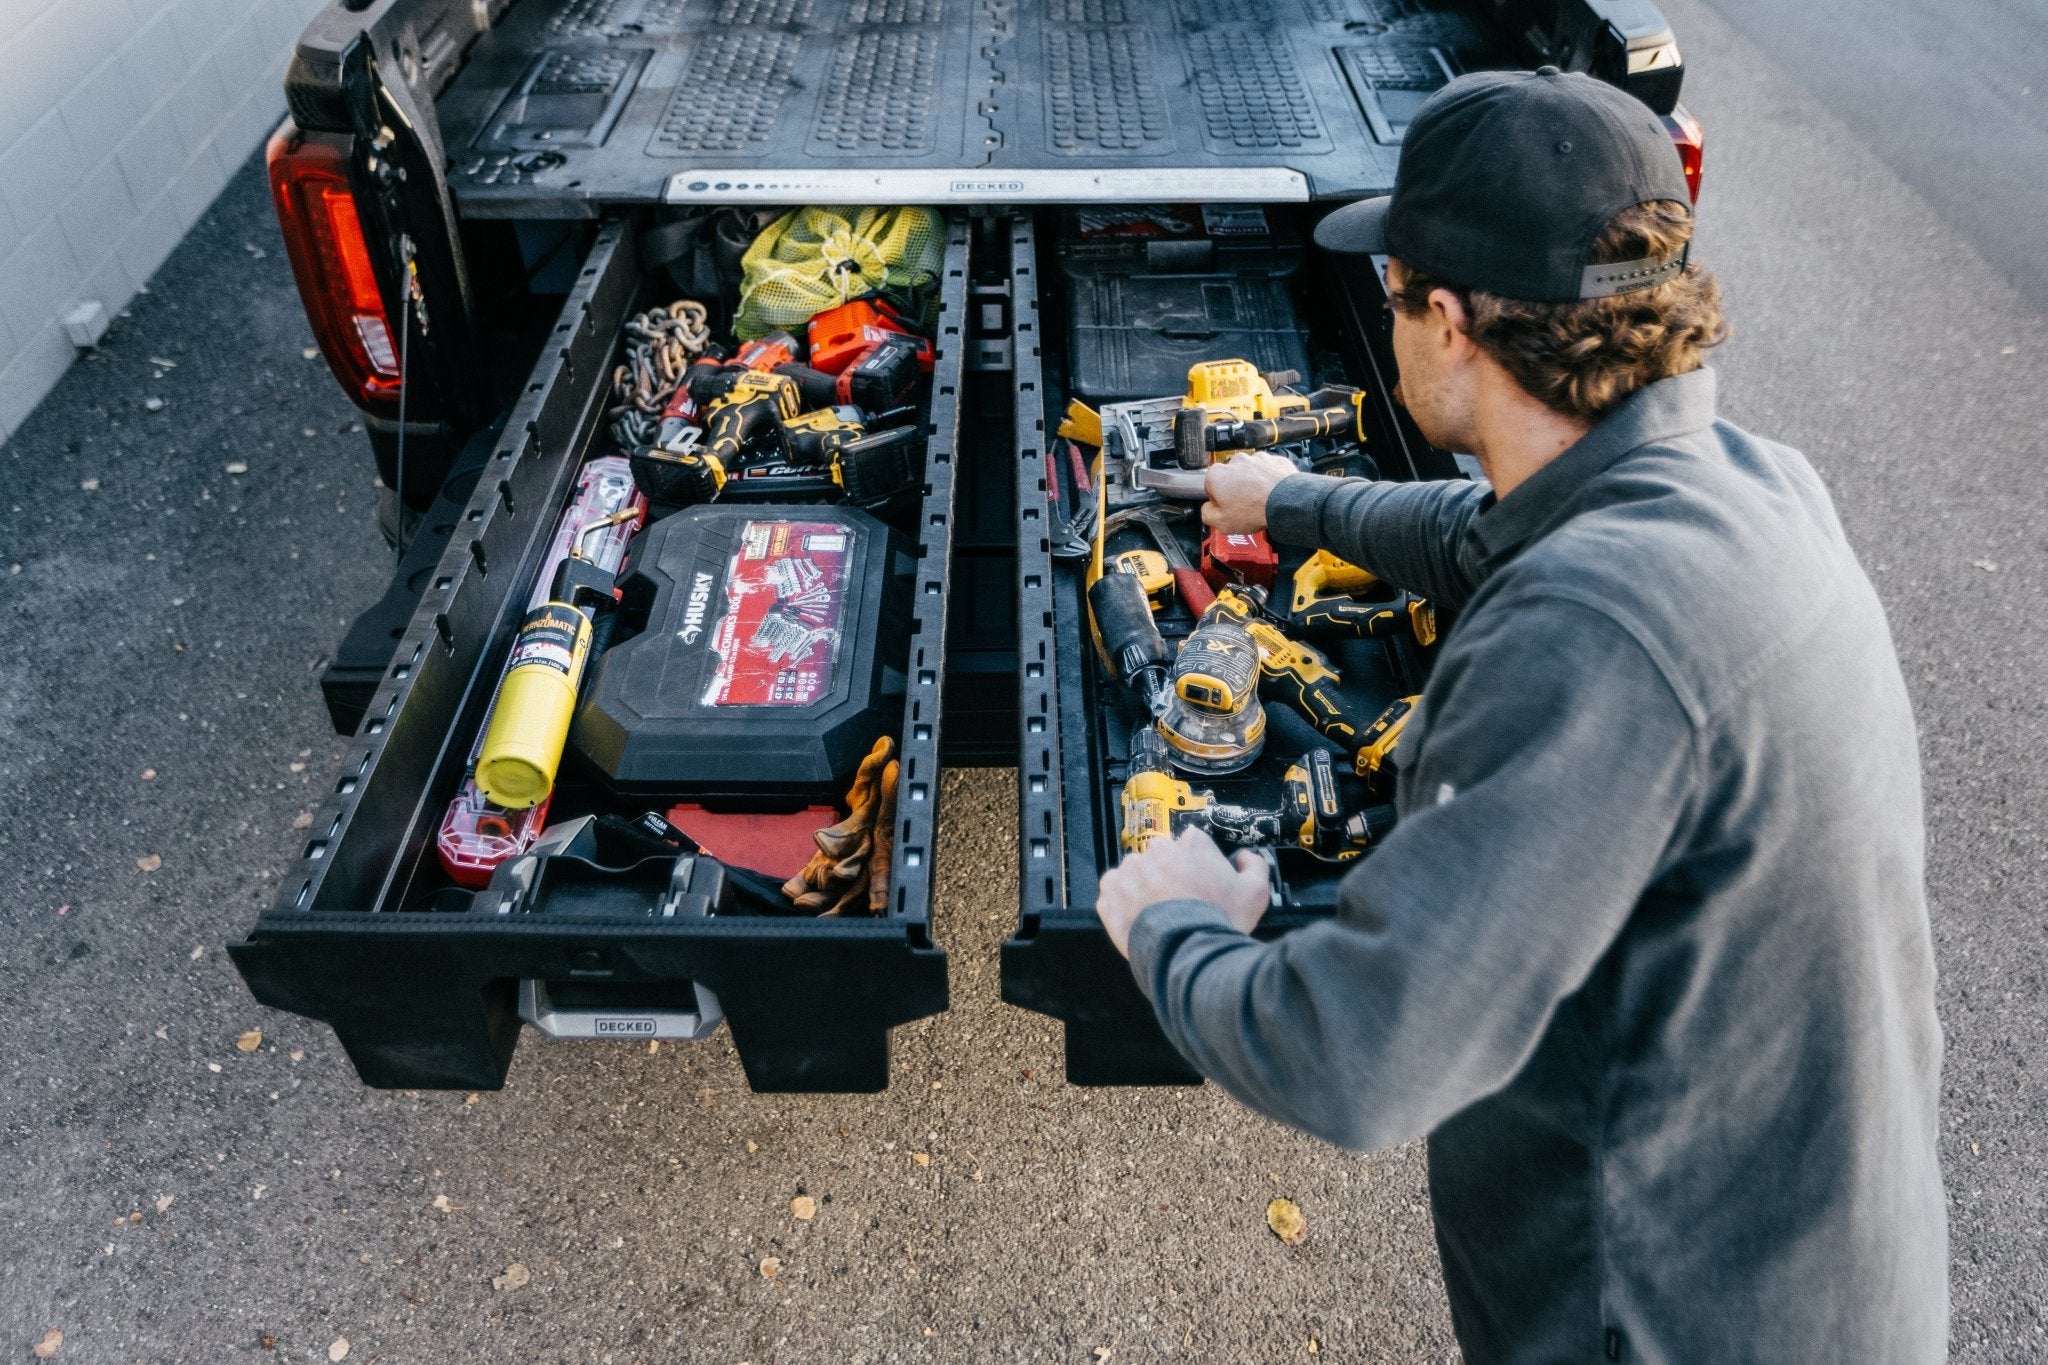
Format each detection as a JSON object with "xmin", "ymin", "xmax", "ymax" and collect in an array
[
  {"xmin": 1266, "ymin": 473, "xmax": 1488, "ymax": 613},
  {"xmin": 1128, "ymin": 898, "xmax": 1409, "ymax": 1151}
]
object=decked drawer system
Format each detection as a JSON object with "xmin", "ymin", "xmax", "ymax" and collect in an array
[
  {"xmin": 243, "ymin": 0, "xmax": 1687, "ymax": 1091},
  {"xmin": 232, "ymin": 218, "xmax": 969, "ymax": 1092}
]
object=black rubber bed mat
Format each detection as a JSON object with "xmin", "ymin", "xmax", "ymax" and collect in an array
[{"xmin": 431, "ymin": 0, "xmax": 1517, "ymax": 213}]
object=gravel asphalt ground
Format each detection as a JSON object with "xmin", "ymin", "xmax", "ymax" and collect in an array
[{"xmin": 2, "ymin": 1, "xmax": 2043, "ymax": 1359}]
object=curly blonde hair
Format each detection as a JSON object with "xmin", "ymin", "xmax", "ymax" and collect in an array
[{"xmin": 1390, "ymin": 200, "xmax": 1729, "ymax": 421}]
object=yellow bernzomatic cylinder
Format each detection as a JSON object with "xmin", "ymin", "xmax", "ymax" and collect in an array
[{"xmin": 474, "ymin": 602, "xmax": 592, "ymax": 810}]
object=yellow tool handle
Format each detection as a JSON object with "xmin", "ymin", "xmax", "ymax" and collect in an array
[
  {"xmin": 1289, "ymin": 549, "xmax": 1378, "ymax": 614},
  {"xmin": 1247, "ymin": 621, "xmax": 1375, "ymax": 750},
  {"xmin": 1120, "ymin": 770, "xmax": 1205, "ymax": 853}
]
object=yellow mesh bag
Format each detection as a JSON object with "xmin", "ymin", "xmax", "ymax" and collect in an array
[{"xmin": 733, "ymin": 206, "xmax": 945, "ymax": 339}]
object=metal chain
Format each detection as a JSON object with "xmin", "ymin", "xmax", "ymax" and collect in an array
[{"xmin": 607, "ymin": 298, "xmax": 711, "ymax": 450}]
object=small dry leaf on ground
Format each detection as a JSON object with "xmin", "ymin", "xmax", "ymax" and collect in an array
[
  {"xmin": 292, "ymin": 812, "xmax": 314, "ymax": 830},
  {"xmin": 1093, "ymin": 1348, "xmax": 1113, "ymax": 1361},
  {"xmin": 431, "ymin": 1195, "xmax": 453, "ymax": 1213},
  {"xmin": 696, "ymin": 1087, "xmax": 714, "ymax": 1109},
  {"xmin": 790, "ymin": 1196, "xmax": 817, "ymax": 1221},
  {"xmin": 327, "ymin": 1338, "xmax": 349, "ymax": 1361},
  {"xmin": 260, "ymin": 1334, "xmax": 276, "ymax": 1350},
  {"xmin": 236, "ymin": 1031, "xmax": 263, "ymax": 1052},
  {"xmin": 911, "ymin": 1152, "xmax": 931, "ymax": 1167},
  {"xmin": 492, "ymin": 1262, "xmax": 530, "ymax": 1291},
  {"xmin": 154, "ymin": 1194, "xmax": 173, "ymax": 1213},
  {"xmin": 745, "ymin": 1140, "xmax": 758, "ymax": 1154},
  {"xmin": 136, "ymin": 854, "xmax": 162, "ymax": 873},
  {"xmin": 758, "ymin": 1256, "xmax": 781, "ymax": 1279},
  {"xmin": 1267, "ymin": 1198, "xmax": 1308, "ymax": 1247},
  {"xmin": 32, "ymin": 1329, "xmax": 63, "ymax": 1357},
  {"xmin": 464, "ymin": 1092, "xmax": 479, "ymax": 1105}
]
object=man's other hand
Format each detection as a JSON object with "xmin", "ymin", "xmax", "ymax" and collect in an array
[
  {"xmin": 1096, "ymin": 827, "xmax": 1272, "ymax": 959},
  {"xmin": 1202, "ymin": 452, "xmax": 1297, "ymax": 535}
]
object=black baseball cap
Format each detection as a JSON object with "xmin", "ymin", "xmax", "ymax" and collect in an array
[{"xmin": 1316, "ymin": 66, "xmax": 1693, "ymax": 302}]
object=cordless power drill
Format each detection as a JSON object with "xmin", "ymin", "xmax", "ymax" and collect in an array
[
  {"xmin": 681, "ymin": 331, "xmax": 803, "ymax": 409},
  {"xmin": 1119, "ymin": 725, "xmax": 1391, "ymax": 861},
  {"xmin": 777, "ymin": 407, "xmax": 924, "ymax": 506},
  {"xmin": 632, "ymin": 370, "xmax": 801, "ymax": 507}
]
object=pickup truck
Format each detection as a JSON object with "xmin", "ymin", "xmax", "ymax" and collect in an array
[{"xmin": 232, "ymin": 0, "xmax": 1703, "ymax": 1093}]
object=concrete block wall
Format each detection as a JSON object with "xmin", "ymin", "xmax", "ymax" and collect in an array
[{"xmin": 0, "ymin": 0, "xmax": 328, "ymax": 440}]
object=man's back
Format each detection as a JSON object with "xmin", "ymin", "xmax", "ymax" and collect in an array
[
  {"xmin": 1128, "ymin": 371, "xmax": 1946, "ymax": 1364},
  {"xmin": 1423, "ymin": 377, "xmax": 1946, "ymax": 1362}
]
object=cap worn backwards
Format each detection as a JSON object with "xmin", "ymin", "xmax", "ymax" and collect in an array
[{"xmin": 1314, "ymin": 67, "xmax": 1692, "ymax": 302}]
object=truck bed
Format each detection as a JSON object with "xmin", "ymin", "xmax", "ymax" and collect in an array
[
  {"xmin": 250, "ymin": 0, "xmax": 1687, "ymax": 1091},
  {"xmin": 430, "ymin": 0, "xmax": 1523, "ymax": 213}
]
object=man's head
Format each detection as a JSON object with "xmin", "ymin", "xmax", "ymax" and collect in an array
[{"xmin": 1318, "ymin": 68, "xmax": 1727, "ymax": 450}]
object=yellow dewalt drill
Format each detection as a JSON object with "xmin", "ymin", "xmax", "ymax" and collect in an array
[
  {"xmin": 1120, "ymin": 725, "xmax": 1388, "ymax": 861},
  {"xmin": 634, "ymin": 369, "xmax": 802, "ymax": 506}
]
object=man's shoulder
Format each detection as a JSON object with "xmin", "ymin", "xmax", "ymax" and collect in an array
[{"xmin": 1484, "ymin": 425, "xmax": 1864, "ymax": 717}]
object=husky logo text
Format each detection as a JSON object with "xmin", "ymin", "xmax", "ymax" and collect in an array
[{"xmin": 678, "ymin": 571, "xmax": 715, "ymax": 643}]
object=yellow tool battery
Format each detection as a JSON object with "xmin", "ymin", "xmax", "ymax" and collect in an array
[
  {"xmin": 1355, "ymin": 695, "xmax": 1418, "ymax": 790},
  {"xmin": 1184, "ymin": 359, "xmax": 1305, "ymax": 421}
]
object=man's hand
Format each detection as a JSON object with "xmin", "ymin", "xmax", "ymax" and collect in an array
[
  {"xmin": 1201, "ymin": 452, "xmax": 1297, "ymax": 535},
  {"xmin": 1095, "ymin": 827, "xmax": 1272, "ymax": 959}
]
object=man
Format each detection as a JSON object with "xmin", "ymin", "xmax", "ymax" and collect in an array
[{"xmin": 1094, "ymin": 68, "xmax": 1946, "ymax": 1363}]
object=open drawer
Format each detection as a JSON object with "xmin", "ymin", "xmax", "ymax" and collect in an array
[
  {"xmin": 230, "ymin": 215, "xmax": 971, "ymax": 1093},
  {"xmin": 998, "ymin": 209, "xmax": 1461, "ymax": 1085}
]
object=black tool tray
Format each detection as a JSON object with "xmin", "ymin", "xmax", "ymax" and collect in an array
[
  {"xmin": 230, "ymin": 215, "xmax": 972, "ymax": 1093},
  {"xmin": 999, "ymin": 211, "xmax": 1460, "ymax": 1085}
]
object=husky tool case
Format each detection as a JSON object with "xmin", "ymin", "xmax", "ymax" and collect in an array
[{"xmin": 230, "ymin": 217, "xmax": 970, "ymax": 1092}]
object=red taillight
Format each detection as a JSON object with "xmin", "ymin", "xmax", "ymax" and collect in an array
[
  {"xmin": 1663, "ymin": 104, "xmax": 1704, "ymax": 204},
  {"xmin": 267, "ymin": 121, "xmax": 401, "ymax": 415}
]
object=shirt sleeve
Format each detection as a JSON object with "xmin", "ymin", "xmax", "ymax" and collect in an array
[
  {"xmin": 1125, "ymin": 592, "xmax": 1698, "ymax": 1152},
  {"xmin": 1265, "ymin": 472, "xmax": 1490, "ymax": 614}
]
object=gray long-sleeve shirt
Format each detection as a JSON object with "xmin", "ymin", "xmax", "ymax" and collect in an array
[{"xmin": 1127, "ymin": 369, "xmax": 1946, "ymax": 1364}]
